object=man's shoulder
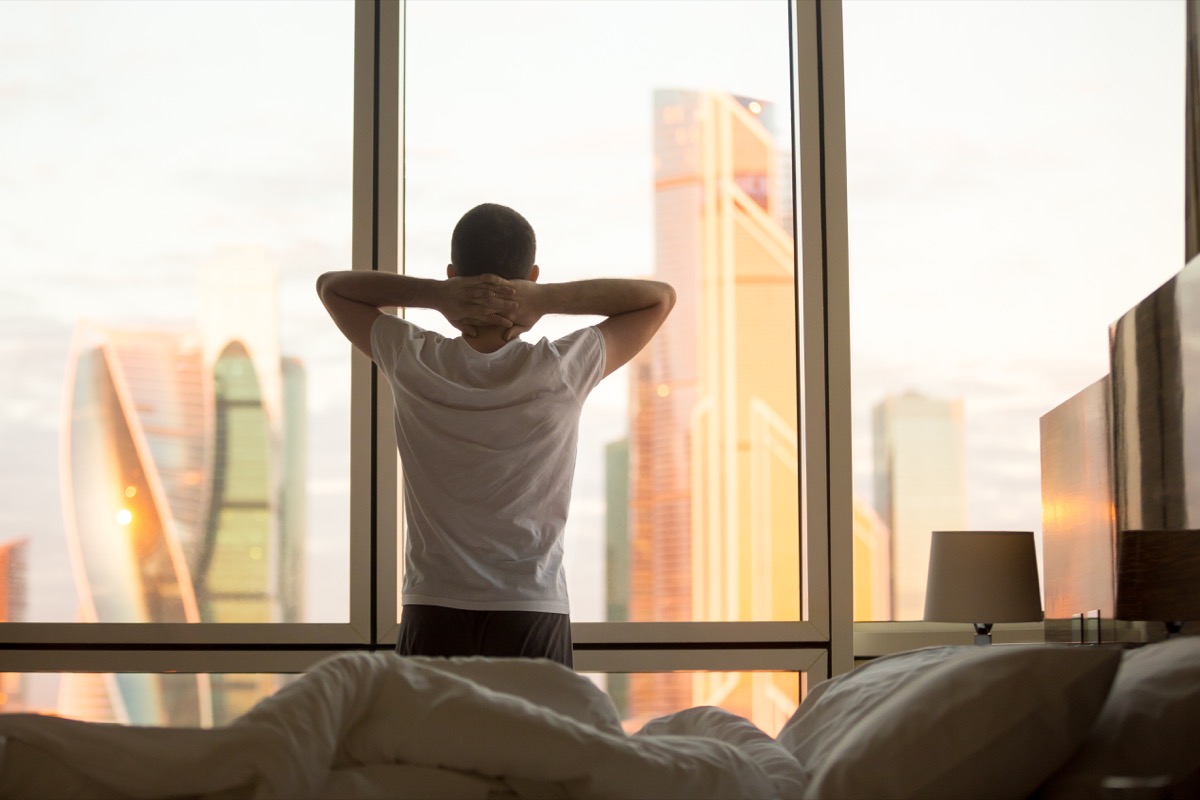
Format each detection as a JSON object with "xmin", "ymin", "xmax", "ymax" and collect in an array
[
  {"xmin": 372, "ymin": 315, "xmax": 444, "ymax": 363},
  {"xmin": 549, "ymin": 324, "xmax": 604, "ymax": 352},
  {"xmin": 544, "ymin": 326, "xmax": 606, "ymax": 396},
  {"xmin": 373, "ymin": 314, "xmax": 437, "ymax": 342}
]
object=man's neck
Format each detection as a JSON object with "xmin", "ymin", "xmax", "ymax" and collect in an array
[{"xmin": 461, "ymin": 326, "xmax": 516, "ymax": 353}]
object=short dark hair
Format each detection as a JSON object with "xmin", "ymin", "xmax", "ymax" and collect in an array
[{"xmin": 450, "ymin": 203, "xmax": 537, "ymax": 279}]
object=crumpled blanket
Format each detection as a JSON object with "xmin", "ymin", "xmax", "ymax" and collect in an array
[{"xmin": 0, "ymin": 653, "xmax": 808, "ymax": 799}]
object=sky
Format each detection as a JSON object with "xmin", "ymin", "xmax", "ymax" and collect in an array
[
  {"xmin": 842, "ymin": 0, "xmax": 1184, "ymax": 539},
  {"xmin": 0, "ymin": 0, "xmax": 1188, "ymax": 651}
]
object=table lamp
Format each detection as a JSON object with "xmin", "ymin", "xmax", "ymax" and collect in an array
[
  {"xmin": 924, "ymin": 530, "xmax": 1044, "ymax": 645},
  {"xmin": 1115, "ymin": 529, "xmax": 1200, "ymax": 638}
]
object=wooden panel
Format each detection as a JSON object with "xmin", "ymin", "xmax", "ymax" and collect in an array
[{"xmin": 1116, "ymin": 529, "xmax": 1200, "ymax": 622}]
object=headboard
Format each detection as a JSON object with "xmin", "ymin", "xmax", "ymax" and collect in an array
[{"xmin": 1040, "ymin": 255, "xmax": 1200, "ymax": 643}]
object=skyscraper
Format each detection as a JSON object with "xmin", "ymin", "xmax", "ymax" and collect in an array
[
  {"xmin": 58, "ymin": 256, "xmax": 306, "ymax": 726},
  {"xmin": 0, "ymin": 538, "xmax": 28, "ymax": 625},
  {"xmin": 852, "ymin": 497, "xmax": 892, "ymax": 621},
  {"xmin": 604, "ymin": 437, "xmax": 630, "ymax": 718},
  {"xmin": 873, "ymin": 392, "xmax": 968, "ymax": 620},
  {"xmin": 626, "ymin": 89, "xmax": 799, "ymax": 726},
  {"xmin": 0, "ymin": 538, "xmax": 28, "ymax": 711}
]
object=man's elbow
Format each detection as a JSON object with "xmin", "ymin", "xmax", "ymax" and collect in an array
[
  {"xmin": 659, "ymin": 282, "xmax": 677, "ymax": 314},
  {"xmin": 316, "ymin": 271, "xmax": 353, "ymax": 307},
  {"xmin": 315, "ymin": 271, "xmax": 336, "ymax": 301}
]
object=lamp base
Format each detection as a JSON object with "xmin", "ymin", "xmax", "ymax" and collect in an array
[{"xmin": 973, "ymin": 622, "xmax": 994, "ymax": 646}]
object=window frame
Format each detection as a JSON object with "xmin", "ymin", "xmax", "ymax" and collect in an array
[{"xmin": 0, "ymin": 0, "xmax": 852, "ymax": 685}]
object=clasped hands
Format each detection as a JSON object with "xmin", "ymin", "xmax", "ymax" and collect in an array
[{"xmin": 442, "ymin": 274, "xmax": 540, "ymax": 340}]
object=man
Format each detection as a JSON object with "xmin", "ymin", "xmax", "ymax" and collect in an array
[{"xmin": 317, "ymin": 202, "xmax": 674, "ymax": 666}]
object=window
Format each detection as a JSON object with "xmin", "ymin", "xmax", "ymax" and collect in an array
[
  {"xmin": 1, "ymin": 0, "xmax": 355, "ymax": 631},
  {"xmin": 585, "ymin": 668, "xmax": 809, "ymax": 738},
  {"xmin": 1, "ymin": 0, "xmax": 845, "ymax": 732},
  {"xmin": 399, "ymin": 0, "xmax": 804, "ymax": 626},
  {"xmin": 843, "ymin": 0, "xmax": 1185, "ymax": 621}
]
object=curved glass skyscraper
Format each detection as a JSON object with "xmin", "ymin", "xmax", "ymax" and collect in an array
[{"xmin": 59, "ymin": 260, "xmax": 305, "ymax": 726}]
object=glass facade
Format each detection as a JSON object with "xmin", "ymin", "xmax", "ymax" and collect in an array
[
  {"xmin": 628, "ymin": 90, "xmax": 799, "ymax": 628},
  {"xmin": 61, "ymin": 318, "xmax": 306, "ymax": 723},
  {"xmin": 65, "ymin": 330, "xmax": 202, "ymax": 629}
]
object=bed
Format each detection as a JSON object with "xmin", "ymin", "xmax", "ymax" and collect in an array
[{"xmin": 1, "ymin": 635, "xmax": 1197, "ymax": 799}]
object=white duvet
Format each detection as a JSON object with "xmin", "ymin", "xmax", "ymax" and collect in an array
[{"xmin": 0, "ymin": 653, "xmax": 809, "ymax": 799}]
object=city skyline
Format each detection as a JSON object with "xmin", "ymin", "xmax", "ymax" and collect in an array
[{"xmin": 55, "ymin": 258, "xmax": 305, "ymax": 726}]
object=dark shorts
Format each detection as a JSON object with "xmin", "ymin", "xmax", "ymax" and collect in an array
[{"xmin": 395, "ymin": 604, "xmax": 574, "ymax": 669}]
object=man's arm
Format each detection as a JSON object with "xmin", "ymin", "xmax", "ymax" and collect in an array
[
  {"xmin": 315, "ymin": 271, "xmax": 517, "ymax": 360},
  {"xmin": 507, "ymin": 278, "xmax": 676, "ymax": 377}
]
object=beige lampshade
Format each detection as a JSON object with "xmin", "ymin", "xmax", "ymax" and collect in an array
[{"xmin": 924, "ymin": 531, "xmax": 1044, "ymax": 623}]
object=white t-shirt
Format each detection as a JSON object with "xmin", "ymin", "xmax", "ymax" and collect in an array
[{"xmin": 371, "ymin": 315, "xmax": 606, "ymax": 614}]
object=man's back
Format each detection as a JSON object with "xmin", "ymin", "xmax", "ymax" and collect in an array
[
  {"xmin": 316, "ymin": 201, "xmax": 674, "ymax": 665},
  {"xmin": 372, "ymin": 315, "xmax": 605, "ymax": 614}
]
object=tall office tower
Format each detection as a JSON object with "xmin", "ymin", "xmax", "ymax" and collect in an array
[
  {"xmin": 0, "ymin": 538, "xmax": 28, "ymax": 711},
  {"xmin": 58, "ymin": 256, "xmax": 306, "ymax": 726},
  {"xmin": 873, "ymin": 393, "xmax": 968, "ymax": 620},
  {"xmin": 280, "ymin": 356, "xmax": 308, "ymax": 625},
  {"xmin": 0, "ymin": 538, "xmax": 28, "ymax": 624},
  {"xmin": 627, "ymin": 89, "xmax": 799, "ymax": 728},
  {"xmin": 603, "ymin": 437, "xmax": 630, "ymax": 718},
  {"xmin": 852, "ymin": 497, "xmax": 892, "ymax": 621}
]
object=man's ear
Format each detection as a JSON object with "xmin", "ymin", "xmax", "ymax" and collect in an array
[
  {"xmin": 529, "ymin": 265, "xmax": 540, "ymax": 282},
  {"xmin": 446, "ymin": 263, "xmax": 457, "ymax": 279}
]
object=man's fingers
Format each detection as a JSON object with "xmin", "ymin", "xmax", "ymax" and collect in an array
[
  {"xmin": 472, "ymin": 274, "xmax": 515, "ymax": 294},
  {"xmin": 474, "ymin": 287, "xmax": 516, "ymax": 300},
  {"xmin": 472, "ymin": 296, "xmax": 518, "ymax": 313}
]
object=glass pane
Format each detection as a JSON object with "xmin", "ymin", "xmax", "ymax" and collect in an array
[
  {"xmin": 0, "ymin": 2, "xmax": 354, "ymax": 624},
  {"xmin": 585, "ymin": 670, "xmax": 805, "ymax": 738},
  {"xmin": 5, "ymin": 672, "xmax": 293, "ymax": 727},
  {"xmin": 399, "ymin": 0, "xmax": 800, "ymax": 624},
  {"xmin": 843, "ymin": 1, "xmax": 1185, "ymax": 620}
]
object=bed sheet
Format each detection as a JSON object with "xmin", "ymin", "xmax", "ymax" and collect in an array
[{"xmin": 0, "ymin": 653, "xmax": 808, "ymax": 800}]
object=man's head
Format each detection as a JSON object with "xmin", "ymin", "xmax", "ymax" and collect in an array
[{"xmin": 450, "ymin": 203, "xmax": 537, "ymax": 280}]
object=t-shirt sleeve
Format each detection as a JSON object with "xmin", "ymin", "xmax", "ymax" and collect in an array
[
  {"xmin": 552, "ymin": 326, "xmax": 606, "ymax": 402},
  {"xmin": 371, "ymin": 314, "xmax": 421, "ymax": 368}
]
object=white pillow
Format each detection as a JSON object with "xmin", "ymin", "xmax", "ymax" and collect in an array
[
  {"xmin": 1038, "ymin": 636, "xmax": 1200, "ymax": 799},
  {"xmin": 778, "ymin": 645, "xmax": 962, "ymax": 764},
  {"xmin": 778, "ymin": 645, "xmax": 1122, "ymax": 800}
]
